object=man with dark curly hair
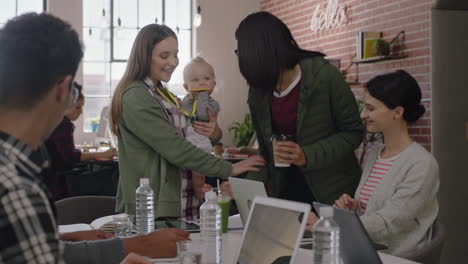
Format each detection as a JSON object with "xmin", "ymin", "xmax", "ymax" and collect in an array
[{"xmin": 0, "ymin": 13, "xmax": 188, "ymax": 264}]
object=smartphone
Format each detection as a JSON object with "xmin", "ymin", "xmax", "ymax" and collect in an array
[
  {"xmin": 154, "ymin": 219, "xmax": 170, "ymax": 229},
  {"xmin": 165, "ymin": 219, "xmax": 200, "ymax": 232}
]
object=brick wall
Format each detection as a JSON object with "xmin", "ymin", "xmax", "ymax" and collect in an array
[{"xmin": 261, "ymin": 0, "xmax": 432, "ymax": 150}]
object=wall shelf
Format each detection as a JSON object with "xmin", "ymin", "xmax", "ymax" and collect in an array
[
  {"xmin": 342, "ymin": 30, "xmax": 406, "ymax": 84},
  {"xmin": 352, "ymin": 55, "xmax": 406, "ymax": 64}
]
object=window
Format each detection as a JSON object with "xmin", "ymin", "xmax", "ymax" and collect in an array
[
  {"xmin": 0, "ymin": 0, "xmax": 46, "ymax": 27},
  {"xmin": 82, "ymin": 0, "xmax": 192, "ymax": 132}
]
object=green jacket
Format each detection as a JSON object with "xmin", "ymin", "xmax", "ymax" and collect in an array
[
  {"xmin": 116, "ymin": 81, "xmax": 232, "ymax": 217},
  {"xmin": 246, "ymin": 56, "xmax": 364, "ymax": 205}
]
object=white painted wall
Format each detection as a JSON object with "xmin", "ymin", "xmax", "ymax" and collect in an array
[
  {"xmin": 47, "ymin": 0, "xmax": 97, "ymax": 144},
  {"xmin": 47, "ymin": 0, "xmax": 83, "ymax": 84},
  {"xmin": 195, "ymin": 0, "xmax": 260, "ymax": 146}
]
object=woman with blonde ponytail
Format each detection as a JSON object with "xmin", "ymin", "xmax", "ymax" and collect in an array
[{"xmin": 110, "ymin": 24, "xmax": 264, "ymax": 219}]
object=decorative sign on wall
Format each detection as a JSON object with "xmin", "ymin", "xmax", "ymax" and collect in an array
[{"xmin": 310, "ymin": 0, "xmax": 348, "ymax": 33}]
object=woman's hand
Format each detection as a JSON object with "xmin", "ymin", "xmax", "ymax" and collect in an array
[
  {"xmin": 305, "ymin": 212, "xmax": 319, "ymax": 231},
  {"xmin": 231, "ymin": 155, "xmax": 265, "ymax": 176},
  {"xmin": 98, "ymin": 148, "xmax": 117, "ymax": 159},
  {"xmin": 192, "ymin": 172, "xmax": 211, "ymax": 201},
  {"xmin": 195, "ymin": 184, "xmax": 212, "ymax": 201},
  {"xmin": 220, "ymin": 181, "xmax": 234, "ymax": 198},
  {"xmin": 274, "ymin": 141, "xmax": 306, "ymax": 167},
  {"xmin": 192, "ymin": 109, "xmax": 221, "ymax": 140},
  {"xmin": 334, "ymin": 194, "xmax": 358, "ymax": 211}
]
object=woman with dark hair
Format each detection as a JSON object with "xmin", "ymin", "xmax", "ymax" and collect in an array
[
  {"xmin": 230, "ymin": 11, "xmax": 364, "ymax": 206},
  {"xmin": 44, "ymin": 81, "xmax": 117, "ymax": 200},
  {"xmin": 308, "ymin": 70, "xmax": 439, "ymax": 257},
  {"xmin": 109, "ymin": 24, "xmax": 264, "ymax": 219}
]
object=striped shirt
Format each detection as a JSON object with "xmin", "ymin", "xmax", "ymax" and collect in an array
[{"xmin": 359, "ymin": 153, "xmax": 399, "ymax": 214}]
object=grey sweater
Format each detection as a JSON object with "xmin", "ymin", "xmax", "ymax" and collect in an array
[
  {"xmin": 356, "ymin": 142, "xmax": 439, "ymax": 258},
  {"xmin": 63, "ymin": 238, "xmax": 124, "ymax": 263}
]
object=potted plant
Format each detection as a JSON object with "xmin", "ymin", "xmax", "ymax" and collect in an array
[
  {"xmin": 375, "ymin": 38, "xmax": 390, "ymax": 56},
  {"xmin": 228, "ymin": 113, "xmax": 254, "ymax": 147}
]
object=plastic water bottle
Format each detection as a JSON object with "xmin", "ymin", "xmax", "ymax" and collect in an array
[
  {"xmin": 135, "ymin": 178, "xmax": 154, "ymax": 234},
  {"xmin": 312, "ymin": 207, "xmax": 340, "ymax": 264},
  {"xmin": 200, "ymin": 191, "xmax": 221, "ymax": 264}
]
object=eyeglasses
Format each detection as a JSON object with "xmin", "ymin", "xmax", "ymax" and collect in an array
[
  {"xmin": 234, "ymin": 49, "xmax": 238, "ymax": 56},
  {"xmin": 68, "ymin": 82, "xmax": 79, "ymax": 106}
]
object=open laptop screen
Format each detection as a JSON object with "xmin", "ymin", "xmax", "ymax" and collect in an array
[{"xmin": 237, "ymin": 201, "xmax": 306, "ymax": 264}]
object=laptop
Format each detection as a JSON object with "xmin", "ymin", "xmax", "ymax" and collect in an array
[
  {"xmin": 229, "ymin": 177, "xmax": 268, "ymax": 224},
  {"xmin": 313, "ymin": 202, "xmax": 383, "ymax": 264},
  {"xmin": 234, "ymin": 196, "xmax": 311, "ymax": 264}
]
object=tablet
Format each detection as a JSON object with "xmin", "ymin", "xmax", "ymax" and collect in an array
[{"xmin": 313, "ymin": 202, "xmax": 383, "ymax": 264}]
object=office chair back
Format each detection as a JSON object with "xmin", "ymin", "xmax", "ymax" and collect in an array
[{"xmin": 55, "ymin": 195, "xmax": 116, "ymax": 225}]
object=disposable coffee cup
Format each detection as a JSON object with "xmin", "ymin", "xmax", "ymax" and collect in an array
[{"xmin": 271, "ymin": 134, "xmax": 295, "ymax": 167}]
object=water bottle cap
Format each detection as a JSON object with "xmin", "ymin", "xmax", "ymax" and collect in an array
[
  {"xmin": 140, "ymin": 178, "xmax": 149, "ymax": 185},
  {"xmin": 320, "ymin": 206, "xmax": 334, "ymax": 217},
  {"xmin": 204, "ymin": 191, "xmax": 217, "ymax": 200}
]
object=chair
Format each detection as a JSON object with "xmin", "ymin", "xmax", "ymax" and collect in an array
[
  {"xmin": 409, "ymin": 219, "xmax": 445, "ymax": 264},
  {"xmin": 55, "ymin": 196, "xmax": 116, "ymax": 225},
  {"xmin": 65, "ymin": 163, "xmax": 117, "ymax": 197}
]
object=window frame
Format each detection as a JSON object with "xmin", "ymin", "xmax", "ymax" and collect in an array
[
  {"xmin": 82, "ymin": 0, "xmax": 193, "ymax": 132},
  {"xmin": 0, "ymin": 0, "xmax": 47, "ymax": 27}
]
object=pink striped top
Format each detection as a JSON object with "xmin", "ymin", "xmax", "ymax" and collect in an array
[{"xmin": 359, "ymin": 153, "xmax": 399, "ymax": 214}]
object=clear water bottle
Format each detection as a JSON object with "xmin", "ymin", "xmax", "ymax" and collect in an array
[
  {"xmin": 135, "ymin": 178, "xmax": 154, "ymax": 234},
  {"xmin": 312, "ymin": 207, "xmax": 340, "ymax": 264},
  {"xmin": 200, "ymin": 191, "xmax": 221, "ymax": 264}
]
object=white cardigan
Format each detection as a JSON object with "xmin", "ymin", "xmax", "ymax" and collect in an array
[{"xmin": 356, "ymin": 142, "xmax": 439, "ymax": 258}]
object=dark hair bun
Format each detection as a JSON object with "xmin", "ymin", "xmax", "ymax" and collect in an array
[
  {"xmin": 366, "ymin": 70, "xmax": 425, "ymax": 123},
  {"xmin": 404, "ymin": 104, "xmax": 425, "ymax": 122}
]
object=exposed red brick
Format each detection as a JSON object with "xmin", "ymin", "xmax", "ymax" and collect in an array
[
  {"xmin": 262, "ymin": 0, "xmax": 431, "ymax": 148},
  {"xmin": 412, "ymin": 136, "xmax": 431, "ymax": 144}
]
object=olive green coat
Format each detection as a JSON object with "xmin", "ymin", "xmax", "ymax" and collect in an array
[{"xmin": 246, "ymin": 57, "xmax": 364, "ymax": 205}]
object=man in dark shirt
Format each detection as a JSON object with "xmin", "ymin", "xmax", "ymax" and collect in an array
[{"xmin": 0, "ymin": 13, "xmax": 188, "ymax": 263}]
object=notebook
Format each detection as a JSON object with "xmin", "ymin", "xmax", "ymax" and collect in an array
[{"xmin": 58, "ymin": 214, "xmax": 135, "ymax": 234}]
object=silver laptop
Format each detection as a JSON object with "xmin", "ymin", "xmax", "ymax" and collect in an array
[
  {"xmin": 229, "ymin": 177, "xmax": 268, "ymax": 224},
  {"xmin": 234, "ymin": 197, "xmax": 311, "ymax": 264},
  {"xmin": 313, "ymin": 202, "xmax": 383, "ymax": 264}
]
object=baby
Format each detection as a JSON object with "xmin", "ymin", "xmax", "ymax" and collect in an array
[
  {"xmin": 182, "ymin": 57, "xmax": 220, "ymax": 124},
  {"xmin": 182, "ymin": 57, "xmax": 220, "ymax": 200}
]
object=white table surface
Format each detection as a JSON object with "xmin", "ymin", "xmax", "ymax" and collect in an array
[
  {"xmin": 59, "ymin": 214, "xmax": 418, "ymax": 264},
  {"xmin": 151, "ymin": 230, "xmax": 418, "ymax": 264}
]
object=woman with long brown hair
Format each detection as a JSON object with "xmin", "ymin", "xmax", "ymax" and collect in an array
[{"xmin": 110, "ymin": 24, "xmax": 264, "ymax": 219}]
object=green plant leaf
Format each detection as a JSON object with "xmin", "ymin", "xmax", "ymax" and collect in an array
[{"xmin": 229, "ymin": 113, "xmax": 254, "ymax": 147}]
